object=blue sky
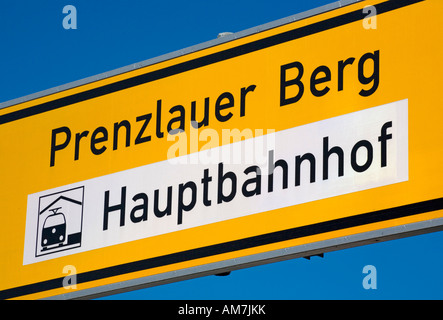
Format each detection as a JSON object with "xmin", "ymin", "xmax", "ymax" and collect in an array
[{"xmin": 1, "ymin": 0, "xmax": 442, "ymax": 300}]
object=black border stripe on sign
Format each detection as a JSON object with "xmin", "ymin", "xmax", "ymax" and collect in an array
[
  {"xmin": 0, "ymin": 0, "xmax": 428, "ymax": 299},
  {"xmin": 1, "ymin": 197, "xmax": 442, "ymax": 299},
  {"xmin": 0, "ymin": 0, "xmax": 424, "ymax": 125}
]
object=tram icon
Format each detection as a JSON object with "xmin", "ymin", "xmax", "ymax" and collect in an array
[
  {"xmin": 41, "ymin": 207, "xmax": 67, "ymax": 250},
  {"xmin": 36, "ymin": 187, "xmax": 84, "ymax": 257}
]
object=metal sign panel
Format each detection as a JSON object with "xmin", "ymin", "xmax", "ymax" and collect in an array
[{"xmin": 1, "ymin": 0, "xmax": 442, "ymax": 299}]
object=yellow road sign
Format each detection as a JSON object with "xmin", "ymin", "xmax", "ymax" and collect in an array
[{"xmin": 1, "ymin": 0, "xmax": 442, "ymax": 299}]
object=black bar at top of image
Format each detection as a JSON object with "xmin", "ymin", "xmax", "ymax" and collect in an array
[
  {"xmin": 1, "ymin": 197, "xmax": 442, "ymax": 299},
  {"xmin": 0, "ymin": 0, "xmax": 424, "ymax": 125}
]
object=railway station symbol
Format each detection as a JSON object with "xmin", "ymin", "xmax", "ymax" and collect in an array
[{"xmin": 35, "ymin": 187, "xmax": 84, "ymax": 257}]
